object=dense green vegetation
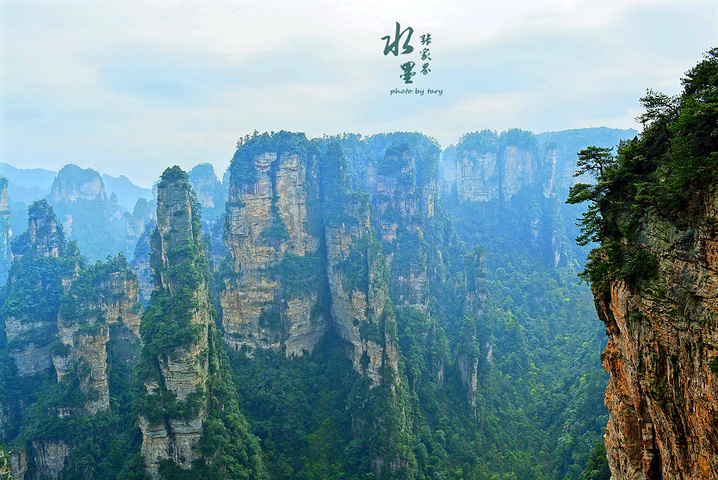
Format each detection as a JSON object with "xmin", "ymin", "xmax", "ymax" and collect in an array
[
  {"xmin": 577, "ymin": 442, "xmax": 610, "ymax": 480},
  {"xmin": 568, "ymin": 48, "xmax": 718, "ymax": 289},
  {"xmin": 137, "ymin": 166, "xmax": 267, "ymax": 479},
  {"xmin": 423, "ymin": 193, "xmax": 607, "ymax": 479},
  {"xmin": 231, "ymin": 131, "xmax": 313, "ymax": 192},
  {"xmin": 216, "ymin": 130, "xmax": 615, "ymax": 480},
  {"xmin": 0, "ymin": 444, "xmax": 10, "ymax": 480},
  {"xmin": 0, "ymin": 116, "xmax": 649, "ymax": 479},
  {"xmin": 0, "ymin": 201, "xmax": 146, "ymax": 479},
  {"xmin": 59, "ymin": 254, "xmax": 138, "ymax": 325}
]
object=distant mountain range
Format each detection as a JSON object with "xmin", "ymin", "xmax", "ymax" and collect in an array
[{"xmin": 0, "ymin": 162, "xmax": 153, "ymax": 210}]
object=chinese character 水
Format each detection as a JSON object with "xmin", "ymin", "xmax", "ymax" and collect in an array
[{"xmin": 382, "ymin": 22, "xmax": 414, "ymax": 56}]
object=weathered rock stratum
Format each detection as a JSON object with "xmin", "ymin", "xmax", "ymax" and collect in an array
[
  {"xmin": 1, "ymin": 200, "xmax": 142, "ymax": 480},
  {"xmin": 138, "ymin": 165, "xmax": 266, "ymax": 479},
  {"xmin": 594, "ymin": 211, "xmax": 718, "ymax": 479},
  {"xmin": 579, "ymin": 50, "xmax": 718, "ymax": 480},
  {"xmin": 138, "ymin": 166, "xmax": 212, "ymax": 477}
]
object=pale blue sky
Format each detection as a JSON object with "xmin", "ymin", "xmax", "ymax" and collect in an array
[{"xmin": 2, "ymin": 0, "xmax": 717, "ymax": 187}]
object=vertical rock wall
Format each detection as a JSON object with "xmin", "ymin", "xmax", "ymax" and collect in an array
[
  {"xmin": 221, "ymin": 148, "xmax": 326, "ymax": 356},
  {"xmin": 139, "ymin": 167, "xmax": 211, "ymax": 478},
  {"xmin": 53, "ymin": 258, "xmax": 142, "ymax": 414},
  {"xmin": 324, "ymin": 193, "xmax": 397, "ymax": 385},
  {"xmin": 454, "ymin": 129, "xmax": 558, "ymax": 203},
  {"xmin": 0, "ymin": 178, "xmax": 12, "ymax": 278},
  {"xmin": 594, "ymin": 211, "xmax": 718, "ymax": 479},
  {"xmin": 4, "ymin": 201, "xmax": 69, "ymax": 377}
]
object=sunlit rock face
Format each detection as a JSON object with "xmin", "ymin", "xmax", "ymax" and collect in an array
[
  {"xmin": 594, "ymin": 209, "xmax": 718, "ymax": 479},
  {"xmin": 221, "ymin": 147, "xmax": 327, "ymax": 357},
  {"xmin": 138, "ymin": 168, "xmax": 212, "ymax": 478},
  {"xmin": 53, "ymin": 257, "xmax": 142, "ymax": 414}
]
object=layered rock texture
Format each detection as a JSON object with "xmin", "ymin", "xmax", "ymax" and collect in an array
[
  {"xmin": 0, "ymin": 126, "xmax": 641, "ymax": 480},
  {"xmin": 54, "ymin": 255, "xmax": 142, "ymax": 414},
  {"xmin": 188, "ymin": 162, "xmax": 226, "ymax": 230},
  {"xmin": 452, "ymin": 128, "xmax": 636, "ymax": 204},
  {"xmin": 322, "ymin": 143, "xmax": 399, "ymax": 387},
  {"xmin": 592, "ymin": 209, "xmax": 718, "ymax": 479},
  {"xmin": 48, "ymin": 164, "xmax": 146, "ymax": 261},
  {"xmin": 131, "ymin": 221, "xmax": 156, "ymax": 304},
  {"xmin": 0, "ymin": 177, "xmax": 12, "ymax": 279},
  {"xmin": 578, "ymin": 51, "xmax": 718, "ymax": 480},
  {"xmin": 221, "ymin": 133, "xmax": 440, "ymax": 367},
  {"xmin": 188, "ymin": 163, "xmax": 229, "ymax": 269},
  {"xmin": 221, "ymin": 135, "xmax": 326, "ymax": 356},
  {"xmin": 3, "ymin": 201, "xmax": 75, "ymax": 377},
  {"xmin": 138, "ymin": 166, "xmax": 265, "ymax": 479},
  {"xmin": 0, "ymin": 200, "xmax": 143, "ymax": 479},
  {"xmin": 454, "ymin": 129, "xmax": 545, "ymax": 203},
  {"xmin": 138, "ymin": 166, "xmax": 213, "ymax": 477},
  {"xmin": 220, "ymin": 132, "xmax": 445, "ymax": 476}
]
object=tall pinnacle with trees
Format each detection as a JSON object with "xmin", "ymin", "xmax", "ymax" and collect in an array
[{"xmin": 137, "ymin": 166, "xmax": 266, "ymax": 480}]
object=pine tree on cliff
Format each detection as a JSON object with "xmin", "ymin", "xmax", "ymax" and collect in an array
[
  {"xmin": 568, "ymin": 48, "xmax": 718, "ymax": 479},
  {"xmin": 568, "ymin": 47, "xmax": 718, "ymax": 287},
  {"xmin": 136, "ymin": 166, "xmax": 266, "ymax": 480}
]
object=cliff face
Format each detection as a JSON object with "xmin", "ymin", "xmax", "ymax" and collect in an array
[
  {"xmin": 54, "ymin": 256, "xmax": 142, "ymax": 414},
  {"xmin": 138, "ymin": 165, "xmax": 266, "ymax": 479},
  {"xmin": 48, "ymin": 164, "xmax": 140, "ymax": 261},
  {"xmin": 4, "ymin": 201, "xmax": 71, "ymax": 377},
  {"xmin": 131, "ymin": 221, "xmax": 155, "ymax": 304},
  {"xmin": 30, "ymin": 441, "xmax": 69, "ymax": 480},
  {"xmin": 455, "ymin": 129, "xmax": 549, "ymax": 203},
  {"xmin": 125, "ymin": 197, "xmax": 154, "ymax": 257},
  {"xmin": 0, "ymin": 178, "xmax": 12, "ymax": 278},
  {"xmin": 188, "ymin": 163, "xmax": 226, "ymax": 229},
  {"xmin": 322, "ymin": 141, "xmax": 417, "ymax": 475},
  {"xmin": 576, "ymin": 52, "xmax": 718, "ymax": 480},
  {"xmin": 221, "ymin": 134, "xmax": 426, "ymax": 476},
  {"xmin": 139, "ymin": 167, "xmax": 211, "ymax": 477},
  {"xmin": 594, "ymin": 212, "xmax": 718, "ymax": 479},
  {"xmin": 188, "ymin": 163, "xmax": 228, "ymax": 270},
  {"xmin": 458, "ymin": 249, "xmax": 488, "ymax": 414},
  {"xmin": 324, "ymin": 192, "xmax": 396, "ymax": 385},
  {"xmin": 449, "ymin": 129, "xmax": 586, "ymax": 271},
  {"xmin": 367, "ymin": 145, "xmax": 434, "ymax": 309},
  {"xmin": 50, "ymin": 165, "xmax": 106, "ymax": 204},
  {"xmin": 1, "ymin": 201, "xmax": 142, "ymax": 480},
  {"xmin": 456, "ymin": 150, "xmax": 500, "ymax": 202},
  {"xmin": 221, "ymin": 144, "xmax": 326, "ymax": 356},
  {"xmin": 453, "ymin": 128, "xmax": 638, "ymax": 205},
  {"xmin": 11, "ymin": 200, "xmax": 64, "ymax": 261}
]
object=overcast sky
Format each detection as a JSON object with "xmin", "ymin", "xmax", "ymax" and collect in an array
[{"xmin": 2, "ymin": 0, "xmax": 717, "ymax": 187}]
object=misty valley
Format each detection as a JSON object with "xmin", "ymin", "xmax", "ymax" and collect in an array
[
  {"xmin": 0, "ymin": 127, "xmax": 631, "ymax": 480},
  {"xmin": 1, "ymin": 47, "xmax": 718, "ymax": 480}
]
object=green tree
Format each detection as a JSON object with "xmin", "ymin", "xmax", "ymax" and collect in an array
[
  {"xmin": 567, "ymin": 48, "xmax": 718, "ymax": 287},
  {"xmin": 566, "ymin": 147, "xmax": 616, "ymax": 247},
  {"xmin": 0, "ymin": 444, "xmax": 11, "ymax": 480},
  {"xmin": 577, "ymin": 442, "xmax": 610, "ymax": 480}
]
